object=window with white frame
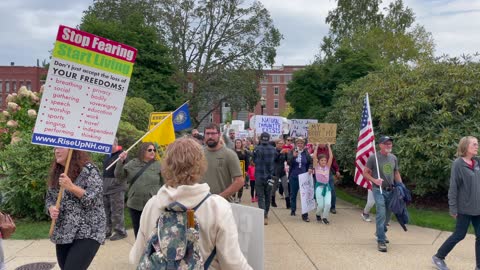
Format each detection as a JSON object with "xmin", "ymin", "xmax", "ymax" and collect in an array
[
  {"xmin": 272, "ymin": 75, "xmax": 280, "ymax": 83},
  {"xmin": 261, "ymin": 86, "xmax": 267, "ymax": 96},
  {"xmin": 274, "ymin": 99, "xmax": 279, "ymax": 109},
  {"xmin": 274, "ymin": 86, "xmax": 279, "ymax": 95}
]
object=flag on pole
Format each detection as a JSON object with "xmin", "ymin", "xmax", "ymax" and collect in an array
[
  {"xmin": 173, "ymin": 103, "xmax": 191, "ymax": 131},
  {"xmin": 354, "ymin": 94, "xmax": 375, "ymax": 189},
  {"xmin": 142, "ymin": 114, "xmax": 175, "ymax": 147}
]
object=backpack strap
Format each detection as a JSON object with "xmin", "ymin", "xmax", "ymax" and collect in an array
[
  {"xmin": 204, "ymin": 247, "xmax": 216, "ymax": 269},
  {"xmin": 129, "ymin": 160, "xmax": 155, "ymax": 189},
  {"xmin": 193, "ymin": 193, "xmax": 211, "ymax": 210}
]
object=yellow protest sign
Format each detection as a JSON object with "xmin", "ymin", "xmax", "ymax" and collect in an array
[
  {"xmin": 308, "ymin": 123, "xmax": 337, "ymax": 144},
  {"xmin": 240, "ymin": 160, "xmax": 246, "ymax": 179},
  {"xmin": 143, "ymin": 112, "xmax": 175, "ymax": 157}
]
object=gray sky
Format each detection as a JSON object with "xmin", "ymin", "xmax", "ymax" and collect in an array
[{"xmin": 1, "ymin": 0, "xmax": 479, "ymax": 67}]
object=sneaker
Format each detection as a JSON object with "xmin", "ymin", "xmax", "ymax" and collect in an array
[
  {"xmin": 374, "ymin": 233, "xmax": 390, "ymax": 243},
  {"xmin": 330, "ymin": 208, "xmax": 337, "ymax": 214},
  {"xmin": 290, "ymin": 211, "xmax": 296, "ymax": 216},
  {"xmin": 105, "ymin": 232, "xmax": 112, "ymax": 239},
  {"xmin": 377, "ymin": 242, "xmax": 387, "ymax": 252},
  {"xmin": 322, "ymin": 218, "xmax": 330, "ymax": 225},
  {"xmin": 264, "ymin": 217, "xmax": 268, "ymax": 225},
  {"xmin": 110, "ymin": 233, "xmax": 127, "ymax": 241},
  {"xmin": 251, "ymin": 198, "xmax": 255, "ymax": 203},
  {"xmin": 253, "ymin": 196, "xmax": 258, "ymax": 202},
  {"xmin": 316, "ymin": 215, "xmax": 321, "ymax": 222},
  {"xmin": 361, "ymin": 213, "xmax": 372, "ymax": 222},
  {"xmin": 432, "ymin": 255, "xmax": 449, "ymax": 270}
]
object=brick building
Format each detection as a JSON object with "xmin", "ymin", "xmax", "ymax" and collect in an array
[{"xmin": 0, "ymin": 63, "xmax": 48, "ymax": 108}]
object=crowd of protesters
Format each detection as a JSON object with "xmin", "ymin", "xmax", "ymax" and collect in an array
[{"xmin": 1, "ymin": 121, "xmax": 473, "ymax": 270}]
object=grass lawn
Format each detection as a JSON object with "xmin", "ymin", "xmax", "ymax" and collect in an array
[
  {"xmin": 336, "ymin": 188, "xmax": 473, "ymax": 233},
  {"xmin": 11, "ymin": 208, "xmax": 133, "ymax": 240}
]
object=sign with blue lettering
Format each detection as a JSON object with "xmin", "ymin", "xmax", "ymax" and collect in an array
[{"xmin": 254, "ymin": 115, "xmax": 283, "ymax": 139}]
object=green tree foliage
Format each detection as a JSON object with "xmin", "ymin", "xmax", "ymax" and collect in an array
[
  {"xmin": 286, "ymin": 47, "xmax": 377, "ymax": 120},
  {"xmin": 321, "ymin": 0, "xmax": 434, "ymax": 64},
  {"xmin": 326, "ymin": 58, "xmax": 480, "ymax": 196},
  {"xmin": 80, "ymin": 0, "xmax": 180, "ymax": 111},
  {"xmin": 120, "ymin": 97, "xmax": 154, "ymax": 131},
  {"xmin": 154, "ymin": 0, "xmax": 282, "ymax": 124}
]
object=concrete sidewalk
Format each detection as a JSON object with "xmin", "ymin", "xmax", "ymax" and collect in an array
[{"xmin": 4, "ymin": 197, "xmax": 477, "ymax": 269}]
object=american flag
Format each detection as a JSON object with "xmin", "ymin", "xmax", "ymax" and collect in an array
[{"xmin": 354, "ymin": 94, "xmax": 375, "ymax": 189}]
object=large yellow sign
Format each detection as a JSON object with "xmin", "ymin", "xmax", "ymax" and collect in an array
[{"xmin": 308, "ymin": 123, "xmax": 337, "ymax": 144}]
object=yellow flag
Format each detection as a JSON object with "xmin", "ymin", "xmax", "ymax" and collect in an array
[{"xmin": 142, "ymin": 113, "xmax": 175, "ymax": 148}]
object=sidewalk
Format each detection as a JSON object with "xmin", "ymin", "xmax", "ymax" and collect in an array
[{"xmin": 4, "ymin": 196, "xmax": 477, "ymax": 269}]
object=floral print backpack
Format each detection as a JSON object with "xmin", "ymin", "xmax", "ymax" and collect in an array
[{"xmin": 137, "ymin": 194, "xmax": 216, "ymax": 270}]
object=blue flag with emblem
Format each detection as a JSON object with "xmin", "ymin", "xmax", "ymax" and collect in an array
[{"xmin": 172, "ymin": 103, "xmax": 191, "ymax": 131}]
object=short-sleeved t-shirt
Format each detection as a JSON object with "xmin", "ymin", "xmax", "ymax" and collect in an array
[
  {"xmin": 203, "ymin": 145, "xmax": 242, "ymax": 197},
  {"xmin": 366, "ymin": 151, "xmax": 399, "ymax": 189}
]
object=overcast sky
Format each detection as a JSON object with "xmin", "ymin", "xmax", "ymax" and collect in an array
[{"xmin": 1, "ymin": 0, "xmax": 479, "ymax": 67}]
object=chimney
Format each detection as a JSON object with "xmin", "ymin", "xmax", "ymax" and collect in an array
[
  {"xmin": 37, "ymin": 59, "xmax": 40, "ymax": 67},
  {"xmin": 10, "ymin": 62, "xmax": 14, "ymax": 66}
]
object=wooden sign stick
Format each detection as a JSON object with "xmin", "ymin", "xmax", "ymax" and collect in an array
[{"xmin": 49, "ymin": 149, "xmax": 73, "ymax": 236}]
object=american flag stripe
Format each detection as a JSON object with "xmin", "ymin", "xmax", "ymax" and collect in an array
[{"xmin": 354, "ymin": 94, "xmax": 375, "ymax": 189}]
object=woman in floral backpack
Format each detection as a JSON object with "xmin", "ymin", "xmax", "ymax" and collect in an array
[{"xmin": 130, "ymin": 137, "xmax": 251, "ymax": 270}]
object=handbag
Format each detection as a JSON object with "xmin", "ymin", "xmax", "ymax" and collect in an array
[{"xmin": 0, "ymin": 211, "xmax": 16, "ymax": 239}]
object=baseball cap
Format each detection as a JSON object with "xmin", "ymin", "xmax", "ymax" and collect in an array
[
  {"xmin": 379, "ymin": 136, "xmax": 393, "ymax": 144},
  {"xmin": 260, "ymin": 132, "xmax": 270, "ymax": 142}
]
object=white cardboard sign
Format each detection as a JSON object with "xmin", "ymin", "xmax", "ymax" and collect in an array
[
  {"xmin": 289, "ymin": 119, "xmax": 318, "ymax": 138},
  {"xmin": 230, "ymin": 203, "xmax": 264, "ymax": 270},
  {"xmin": 299, "ymin": 172, "xmax": 316, "ymax": 214},
  {"xmin": 254, "ymin": 115, "xmax": 283, "ymax": 139},
  {"xmin": 32, "ymin": 25, "xmax": 136, "ymax": 153}
]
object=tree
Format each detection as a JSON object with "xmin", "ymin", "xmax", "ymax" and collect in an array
[
  {"xmin": 80, "ymin": 0, "xmax": 180, "ymax": 111},
  {"xmin": 326, "ymin": 58, "xmax": 480, "ymax": 196},
  {"xmin": 153, "ymin": 0, "xmax": 282, "ymax": 125},
  {"xmin": 321, "ymin": 0, "xmax": 434, "ymax": 64},
  {"xmin": 286, "ymin": 47, "xmax": 377, "ymax": 120},
  {"xmin": 121, "ymin": 97, "xmax": 155, "ymax": 131}
]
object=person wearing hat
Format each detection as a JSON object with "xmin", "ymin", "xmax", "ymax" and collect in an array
[
  {"xmin": 363, "ymin": 135, "xmax": 403, "ymax": 252},
  {"xmin": 287, "ymin": 137, "xmax": 314, "ymax": 222},
  {"xmin": 253, "ymin": 132, "xmax": 277, "ymax": 225}
]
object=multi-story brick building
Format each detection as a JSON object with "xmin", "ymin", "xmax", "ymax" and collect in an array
[{"xmin": 0, "ymin": 63, "xmax": 47, "ymax": 108}]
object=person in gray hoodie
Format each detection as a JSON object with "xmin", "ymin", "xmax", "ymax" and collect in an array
[{"xmin": 432, "ymin": 136, "xmax": 480, "ymax": 270}]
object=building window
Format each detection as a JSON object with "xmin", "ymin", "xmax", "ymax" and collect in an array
[
  {"xmin": 260, "ymin": 76, "xmax": 268, "ymax": 83},
  {"xmin": 26, "ymin": 81, "xmax": 32, "ymax": 90},
  {"xmin": 0, "ymin": 81, "xmax": 2, "ymax": 92},
  {"xmin": 187, "ymin": 82, "xmax": 193, "ymax": 93},
  {"xmin": 12, "ymin": 81, "xmax": 17, "ymax": 92},
  {"xmin": 209, "ymin": 113, "xmax": 213, "ymax": 123},
  {"xmin": 285, "ymin": 74, "xmax": 292, "ymax": 83},
  {"xmin": 261, "ymin": 86, "xmax": 267, "ymax": 96},
  {"xmin": 274, "ymin": 86, "xmax": 279, "ymax": 95},
  {"xmin": 274, "ymin": 99, "xmax": 279, "ymax": 109},
  {"xmin": 5, "ymin": 81, "xmax": 10, "ymax": 93},
  {"xmin": 272, "ymin": 75, "xmax": 280, "ymax": 83}
]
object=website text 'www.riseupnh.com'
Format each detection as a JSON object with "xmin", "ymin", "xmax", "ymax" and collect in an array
[{"xmin": 32, "ymin": 133, "xmax": 111, "ymax": 153}]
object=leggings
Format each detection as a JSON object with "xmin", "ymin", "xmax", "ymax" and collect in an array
[
  {"xmin": 250, "ymin": 180, "xmax": 256, "ymax": 198},
  {"xmin": 56, "ymin": 239, "xmax": 100, "ymax": 270},
  {"xmin": 129, "ymin": 207, "xmax": 143, "ymax": 238}
]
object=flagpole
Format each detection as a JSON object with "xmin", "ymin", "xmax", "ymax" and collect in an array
[
  {"xmin": 105, "ymin": 100, "xmax": 190, "ymax": 171},
  {"xmin": 366, "ymin": 93, "xmax": 383, "ymax": 194}
]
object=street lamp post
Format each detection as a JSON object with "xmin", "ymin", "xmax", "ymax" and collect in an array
[{"xmin": 260, "ymin": 96, "xmax": 266, "ymax": 115}]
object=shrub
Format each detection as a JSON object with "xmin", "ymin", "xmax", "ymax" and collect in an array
[{"xmin": 327, "ymin": 59, "xmax": 480, "ymax": 196}]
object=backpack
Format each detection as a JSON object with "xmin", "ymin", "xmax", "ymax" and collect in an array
[{"xmin": 137, "ymin": 194, "xmax": 216, "ymax": 270}]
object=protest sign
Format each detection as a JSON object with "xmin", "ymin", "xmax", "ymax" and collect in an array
[
  {"xmin": 232, "ymin": 120, "xmax": 245, "ymax": 131},
  {"xmin": 32, "ymin": 25, "xmax": 136, "ymax": 154},
  {"xmin": 254, "ymin": 115, "xmax": 283, "ymax": 139},
  {"xmin": 308, "ymin": 123, "xmax": 337, "ymax": 144},
  {"xmin": 299, "ymin": 172, "xmax": 316, "ymax": 214},
  {"xmin": 289, "ymin": 119, "xmax": 318, "ymax": 138},
  {"xmin": 240, "ymin": 160, "xmax": 246, "ymax": 179},
  {"xmin": 230, "ymin": 203, "xmax": 264, "ymax": 270}
]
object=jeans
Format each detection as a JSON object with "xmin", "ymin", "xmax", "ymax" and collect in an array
[
  {"xmin": 255, "ymin": 180, "xmax": 272, "ymax": 218},
  {"xmin": 103, "ymin": 191, "xmax": 126, "ymax": 236},
  {"xmin": 329, "ymin": 173, "xmax": 336, "ymax": 209},
  {"xmin": 372, "ymin": 187, "xmax": 393, "ymax": 243},
  {"xmin": 289, "ymin": 176, "xmax": 300, "ymax": 213},
  {"xmin": 435, "ymin": 214, "xmax": 480, "ymax": 267}
]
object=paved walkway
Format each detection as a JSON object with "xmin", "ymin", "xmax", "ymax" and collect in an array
[{"xmin": 4, "ymin": 195, "xmax": 477, "ymax": 269}]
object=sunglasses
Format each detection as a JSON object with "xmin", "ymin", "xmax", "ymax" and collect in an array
[
  {"xmin": 286, "ymin": 139, "xmax": 292, "ymax": 141},
  {"xmin": 147, "ymin": 148, "xmax": 156, "ymax": 153}
]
